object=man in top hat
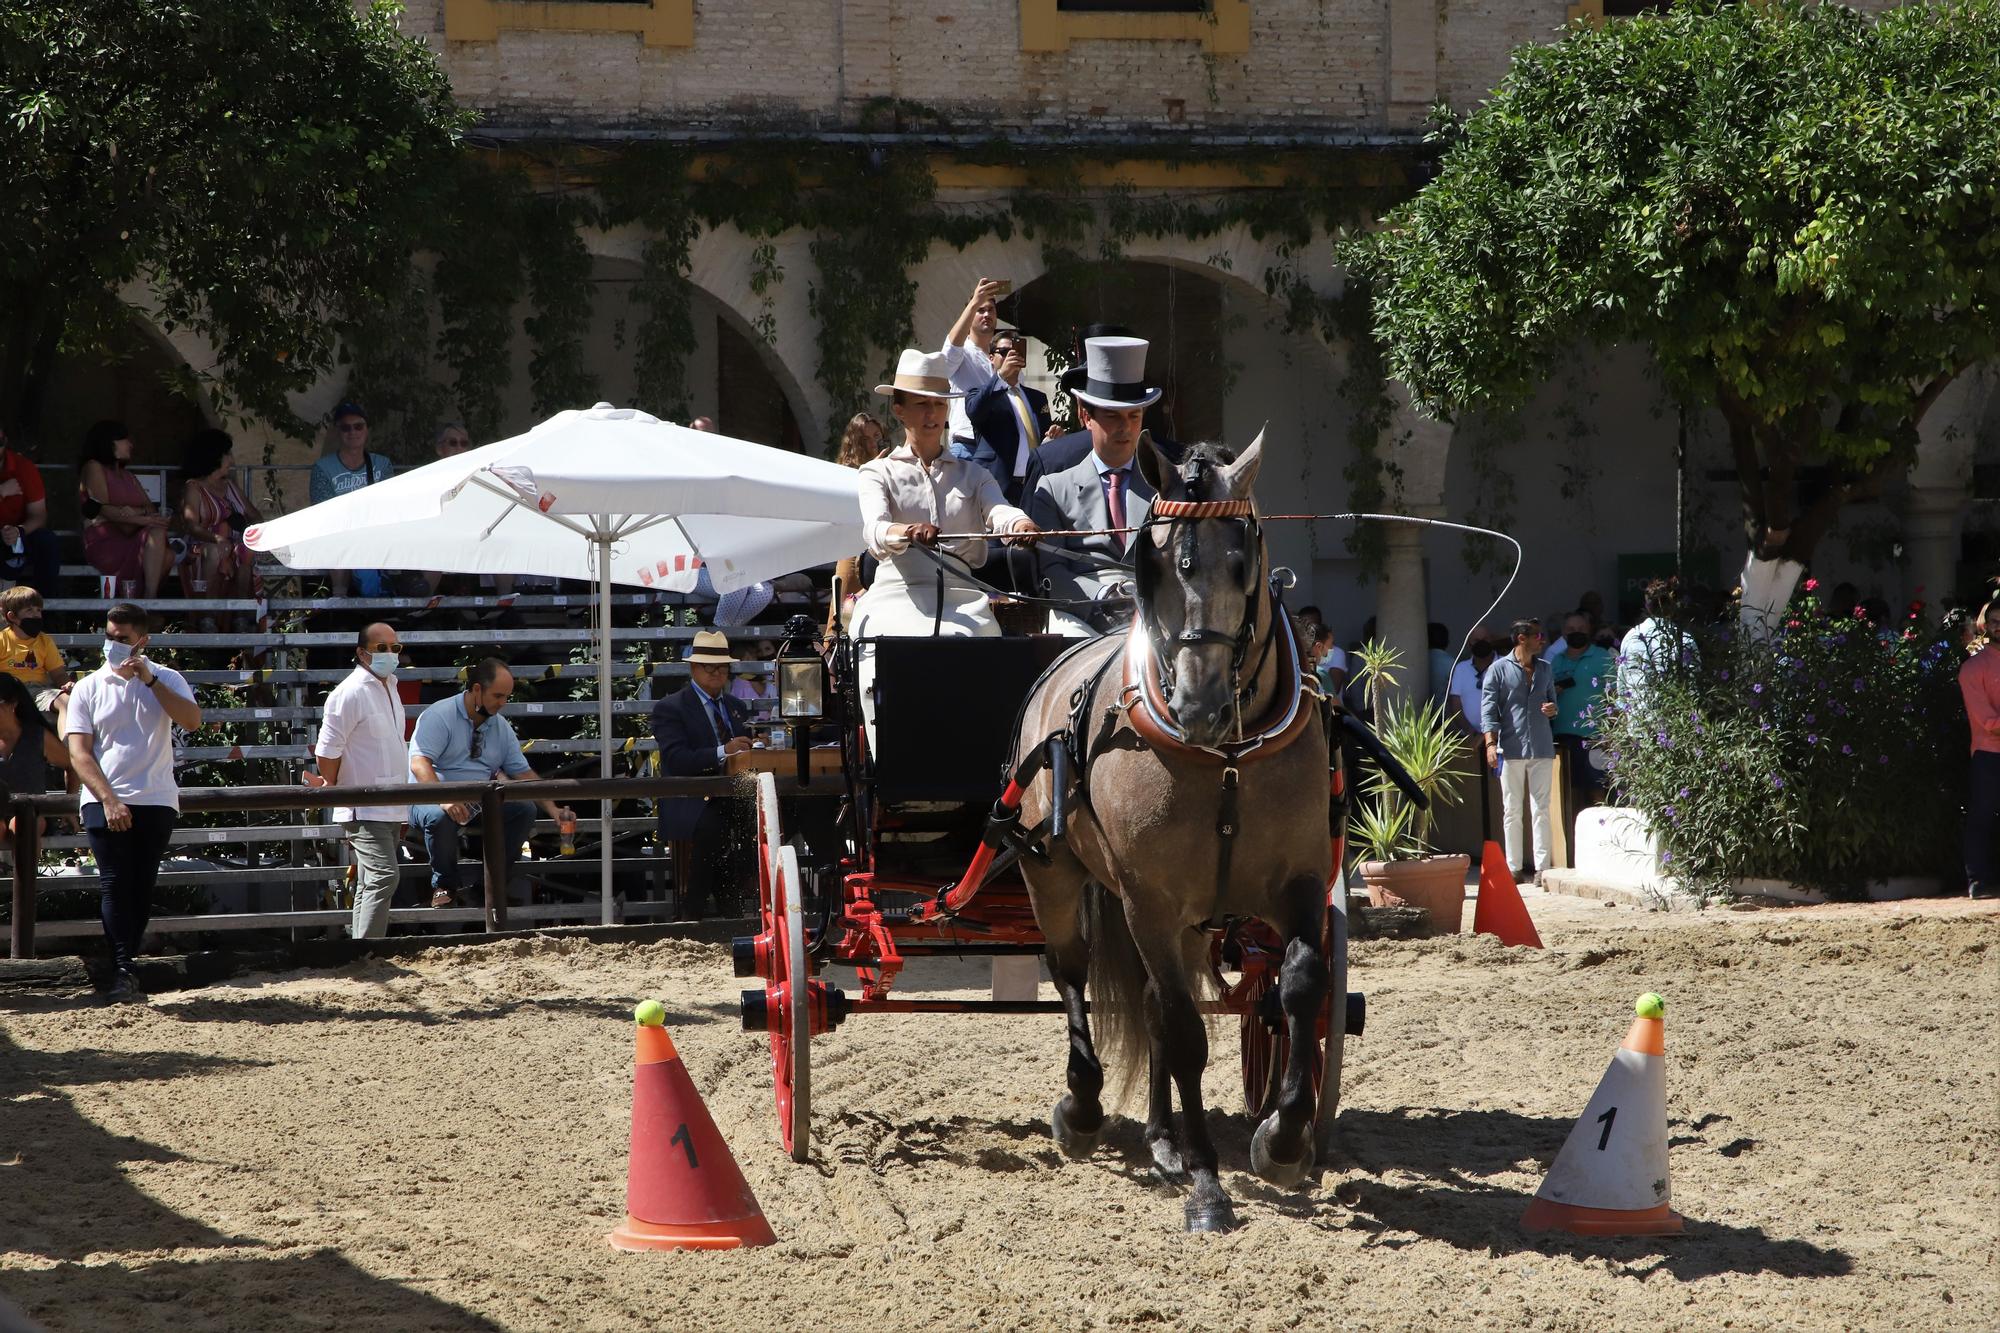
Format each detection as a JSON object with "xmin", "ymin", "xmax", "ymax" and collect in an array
[
  {"xmin": 651, "ymin": 629, "xmax": 754, "ymax": 918},
  {"xmin": 1026, "ymin": 336, "xmax": 1163, "ymax": 621},
  {"xmin": 850, "ymin": 349, "xmax": 1042, "ymax": 746}
]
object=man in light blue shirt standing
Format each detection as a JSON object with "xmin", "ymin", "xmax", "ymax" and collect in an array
[
  {"xmin": 408, "ymin": 657, "xmax": 574, "ymax": 909},
  {"xmin": 1481, "ymin": 617, "xmax": 1559, "ymax": 881}
]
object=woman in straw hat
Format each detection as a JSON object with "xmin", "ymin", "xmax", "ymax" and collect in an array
[{"xmin": 850, "ymin": 349, "xmax": 1042, "ymax": 746}]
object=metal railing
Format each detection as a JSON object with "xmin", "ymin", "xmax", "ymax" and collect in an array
[{"xmin": 6, "ymin": 774, "xmax": 735, "ymax": 958}]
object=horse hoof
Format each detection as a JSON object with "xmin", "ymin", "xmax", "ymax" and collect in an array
[
  {"xmin": 1149, "ymin": 1136, "xmax": 1186, "ymax": 1179},
  {"xmin": 1184, "ymin": 1198, "xmax": 1240, "ymax": 1234},
  {"xmin": 1250, "ymin": 1115, "xmax": 1314, "ymax": 1188},
  {"xmin": 1050, "ymin": 1099, "xmax": 1102, "ymax": 1159}
]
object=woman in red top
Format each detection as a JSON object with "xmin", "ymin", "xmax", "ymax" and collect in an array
[
  {"xmin": 177, "ymin": 428, "xmax": 264, "ymax": 601},
  {"xmin": 1959, "ymin": 598, "xmax": 2000, "ymax": 899},
  {"xmin": 79, "ymin": 420, "xmax": 172, "ymax": 598}
]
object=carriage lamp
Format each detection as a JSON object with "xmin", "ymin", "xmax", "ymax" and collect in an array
[
  {"xmin": 776, "ymin": 643, "xmax": 824, "ymax": 722},
  {"xmin": 775, "ymin": 616, "xmax": 825, "ymax": 787}
]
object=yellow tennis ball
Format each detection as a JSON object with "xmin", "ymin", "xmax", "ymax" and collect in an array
[
  {"xmin": 634, "ymin": 999, "xmax": 667, "ymax": 1027},
  {"xmin": 1634, "ymin": 992, "xmax": 1665, "ymax": 1020}
]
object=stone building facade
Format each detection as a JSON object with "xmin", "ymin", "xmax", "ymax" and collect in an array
[{"xmin": 77, "ymin": 0, "xmax": 1990, "ymax": 656}]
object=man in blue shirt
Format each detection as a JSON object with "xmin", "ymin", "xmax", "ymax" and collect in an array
[
  {"xmin": 408, "ymin": 657, "xmax": 574, "ymax": 909},
  {"xmin": 309, "ymin": 402, "xmax": 395, "ymax": 598},
  {"xmin": 1481, "ymin": 618, "xmax": 1558, "ymax": 882}
]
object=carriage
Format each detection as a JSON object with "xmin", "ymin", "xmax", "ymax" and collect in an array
[{"xmin": 732, "ymin": 607, "xmax": 1366, "ymax": 1168}]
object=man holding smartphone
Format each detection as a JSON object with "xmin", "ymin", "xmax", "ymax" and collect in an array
[
  {"xmin": 65, "ymin": 603, "xmax": 202, "ymax": 1002},
  {"xmin": 941, "ymin": 277, "xmax": 1009, "ymax": 453}
]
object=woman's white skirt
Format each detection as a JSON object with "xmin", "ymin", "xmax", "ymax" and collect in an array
[{"xmin": 850, "ymin": 562, "xmax": 998, "ymax": 751}]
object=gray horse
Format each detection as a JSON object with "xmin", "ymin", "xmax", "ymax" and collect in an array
[{"xmin": 1012, "ymin": 430, "xmax": 1337, "ymax": 1232}]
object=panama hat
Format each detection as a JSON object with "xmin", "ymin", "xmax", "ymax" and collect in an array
[
  {"xmin": 873, "ymin": 349, "xmax": 967, "ymax": 400},
  {"xmin": 1059, "ymin": 336, "xmax": 1163, "ymax": 410},
  {"xmin": 685, "ymin": 629, "xmax": 737, "ymax": 665}
]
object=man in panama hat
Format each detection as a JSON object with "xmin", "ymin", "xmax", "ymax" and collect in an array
[{"xmin": 651, "ymin": 629, "xmax": 752, "ymax": 917}]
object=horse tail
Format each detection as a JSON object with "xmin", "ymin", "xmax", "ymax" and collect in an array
[{"xmin": 1085, "ymin": 881, "xmax": 1151, "ymax": 1107}]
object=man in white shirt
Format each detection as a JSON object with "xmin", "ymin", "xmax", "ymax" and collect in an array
[
  {"xmin": 306, "ymin": 622, "xmax": 410, "ymax": 939},
  {"xmin": 64, "ymin": 602, "xmax": 201, "ymax": 1002},
  {"xmin": 1618, "ymin": 578, "xmax": 1699, "ymax": 714},
  {"xmin": 939, "ymin": 278, "xmax": 1006, "ymax": 452}
]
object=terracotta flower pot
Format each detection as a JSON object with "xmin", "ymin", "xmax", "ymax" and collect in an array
[{"xmin": 1357, "ymin": 854, "xmax": 1471, "ymax": 935}]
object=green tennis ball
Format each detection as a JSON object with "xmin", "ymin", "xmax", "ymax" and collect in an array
[
  {"xmin": 1634, "ymin": 992, "xmax": 1665, "ymax": 1020},
  {"xmin": 634, "ymin": 999, "xmax": 667, "ymax": 1027}
]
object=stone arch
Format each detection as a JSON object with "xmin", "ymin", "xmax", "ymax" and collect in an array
[{"xmin": 582, "ymin": 224, "xmax": 825, "ymax": 448}]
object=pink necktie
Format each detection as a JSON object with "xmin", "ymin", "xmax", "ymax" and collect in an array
[{"xmin": 1106, "ymin": 468, "xmax": 1128, "ymax": 531}]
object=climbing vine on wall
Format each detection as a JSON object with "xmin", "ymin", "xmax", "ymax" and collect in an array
[{"xmin": 339, "ymin": 140, "xmax": 1423, "ymax": 485}]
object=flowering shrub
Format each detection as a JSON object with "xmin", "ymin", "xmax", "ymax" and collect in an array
[{"xmin": 1595, "ymin": 585, "xmax": 1969, "ymax": 899}]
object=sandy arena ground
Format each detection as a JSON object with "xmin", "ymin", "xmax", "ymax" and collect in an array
[{"xmin": 2, "ymin": 892, "xmax": 1995, "ymax": 1332}]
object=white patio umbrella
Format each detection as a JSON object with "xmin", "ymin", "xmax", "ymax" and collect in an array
[{"xmin": 246, "ymin": 402, "xmax": 864, "ymax": 924}]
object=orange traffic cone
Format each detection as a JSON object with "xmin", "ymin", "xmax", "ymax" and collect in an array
[
  {"xmin": 1522, "ymin": 993, "xmax": 1684, "ymax": 1237},
  {"xmin": 608, "ymin": 1004, "xmax": 778, "ymax": 1252},
  {"xmin": 1473, "ymin": 841, "xmax": 1544, "ymax": 949}
]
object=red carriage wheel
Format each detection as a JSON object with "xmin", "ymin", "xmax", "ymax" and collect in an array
[
  {"xmin": 765, "ymin": 843, "xmax": 812, "ymax": 1162},
  {"xmin": 1238, "ymin": 971, "xmax": 1282, "ymax": 1117}
]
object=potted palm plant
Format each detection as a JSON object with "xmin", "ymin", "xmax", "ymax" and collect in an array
[{"xmin": 1346, "ymin": 640, "xmax": 1473, "ymax": 934}]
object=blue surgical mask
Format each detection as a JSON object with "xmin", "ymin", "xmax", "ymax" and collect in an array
[
  {"xmin": 103, "ymin": 639, "xmax": 134, "ymax": 668},
  {"xmin": 367, "ymin": 652, "xmax": 399, "ymax": 678}
]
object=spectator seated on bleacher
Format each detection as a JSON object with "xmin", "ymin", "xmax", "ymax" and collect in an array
[
  {"xmin": 177, "ymin": 428, "xmax": 265, "ymax": 603},
  {"xmin": 79, "ymin": 420, "xmax": 172, "ymax": 600},
  {"xmin": 727, "ymin": 639, "xmax": 778, "ymax": 719},
  {"xmin": 310, "ymin": 402, "xmax": 395, "ymax": 599},
  {"xmin": 0, "ymin": 673, "xmax": 70, "ymax": 835},
  {"xmin": 0, "ymin": 421, "xmax": 63, "ymax": 598},
  {"xmin": 407, "ymin": 656, "xmax": 576, "ymax": 909},
  {"xmin": 0, "ymin": 585, "xmax": 71, "ymax": 722}
]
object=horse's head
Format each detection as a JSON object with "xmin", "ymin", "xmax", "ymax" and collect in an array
[{"xmin": 1133, "ymin": 428, "xmax": 1267, "ymax": 748}]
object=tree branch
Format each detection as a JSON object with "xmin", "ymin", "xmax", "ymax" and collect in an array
[
  {"xmin": 1785, "ymin": 452, "xmax": 1901, "ymax": 561},
  {"xmin": 1714, "ymin": 384, "xmax": 1768, "ymax": 549}
]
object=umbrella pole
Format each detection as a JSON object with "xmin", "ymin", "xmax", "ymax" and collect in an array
[{"xmin": 598, "ymin": 527, "xmax": 615, "ymax": 926}]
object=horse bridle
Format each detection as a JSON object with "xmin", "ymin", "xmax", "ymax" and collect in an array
[{"xmin": 1135, "ymin": 455, "xmax": 1276, "ymax": 727}]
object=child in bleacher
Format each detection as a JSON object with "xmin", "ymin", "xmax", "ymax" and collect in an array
[{"xmin": 0, "ymin": 585, "xmax": 70, "ymax": 726}]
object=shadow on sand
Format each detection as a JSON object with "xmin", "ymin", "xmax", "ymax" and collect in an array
[{"xmin": 0, "ymin": 1029, "xmax": 499, "ymax": 1332}]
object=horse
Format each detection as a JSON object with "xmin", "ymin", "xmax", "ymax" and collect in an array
[{"xmin": 1010, "ymin": 429, "xmax": 1338, "ymax": 1232}]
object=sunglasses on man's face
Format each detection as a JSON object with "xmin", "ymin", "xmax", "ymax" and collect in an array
[{"xmin": 368, "ymin": 642, "xmax": 403, "ymax": 654}]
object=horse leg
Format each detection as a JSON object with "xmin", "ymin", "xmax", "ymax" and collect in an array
[
  {"xmin": 1251, "ymin": 876, "xmax": 1329, "ymax": 1187},
  {"xmin": 1132, "ymin": 922, "xmax": 1236, "ymax": 1233},
  {"xmin": 1026, "ymin": 853, "xmax": 1106, "ymax": 1157},
  {"xmin": 1142, "ymin": 983, "xmax": 1184, "ymax": 1178}
]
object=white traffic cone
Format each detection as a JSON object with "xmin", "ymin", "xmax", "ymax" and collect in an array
[{"xmin": 1522, "ymin": 992, "xmax": 1684, "ymax": 1236}]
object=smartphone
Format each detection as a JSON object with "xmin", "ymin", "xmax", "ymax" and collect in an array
[{"xmin": 986, "ymin": 278, "xmax": 1013, "ymax": 298}]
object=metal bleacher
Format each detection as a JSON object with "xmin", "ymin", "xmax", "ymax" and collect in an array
[{"xmin": 15, "ymin": 460, "xmax": 815, "ymax": 945}]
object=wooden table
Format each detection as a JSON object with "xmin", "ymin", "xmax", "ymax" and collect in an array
[{"xmin": 726, "ymin": 747, "xmax": 844, "ymax": 780}]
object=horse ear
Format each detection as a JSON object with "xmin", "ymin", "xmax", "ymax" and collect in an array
[
  {"xmin": 1135, "ymin": 430, "xmax": 1170, "ymax": 496},
  {"xmin": 1222, "ymin": 425, "xmax": 1265, "ymax": 497}
]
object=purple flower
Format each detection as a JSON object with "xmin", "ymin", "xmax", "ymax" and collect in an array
[
  {"xmin": 1661, "ymin": 851, "xmax": 1674, "ymax": 865},
  {"xmin": 1678, "ymin": 787, "xmax": 1690, "ymax": 798},
  {"xmin": 1804, "ymin": 714, "xmax": 1816, "ymax": 724},
  {"xmin": 1841, "ymin": 744, "xmax": 1853, "ymax": 755},
  {"xmin": 1760, "ymin": 720, "xmax": 1771, "ymax": 732},
  {"xmin": 1807, "ymin": 734, "xmax": 1818, "ymax": 744},
  {"xmin": 1878, "ymin": 754, "xmax": 1888, "ymax": 764},
  {"xmin": 1753, "ymin": 683, "xmax": 1764, "ymax": 694},
  {"xmin": 1657, "ymin": 730, "xmax": 1670, "ymax": 745},
  {"xmin": 1852, "ymin": 677, "xmax": 1864, "ymax": 692},
  {"xmin": 1771, "ymin": 775, "xmax": 1785, "ymax": 789},
  {"xmin": 1719, "ymin": 669, "xmax": 1731, "ymax": 681}
]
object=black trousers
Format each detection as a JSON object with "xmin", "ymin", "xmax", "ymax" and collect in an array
[
  {"xmin": 685, "ymin": 799, "xmax": 750, "ymax": 918},
  {"xmin": 0, "ymin": 527, "xmax": 61, "ymax": 596},
  {"xmin": 1967, "ymin": 751, "xmax": 2000, "ymax": 888},
  {"xmin": 84, "ymin": 803, "xmax": 178, "ymax": 973}
]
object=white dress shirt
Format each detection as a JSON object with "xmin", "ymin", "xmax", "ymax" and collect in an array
[
  {"xmin": 939, "ymin": 340, "xmax": 997, "ymax": 442},
  {"xmin": 315, "ymin": 664, "xmax": 411, "ymax": 823}
]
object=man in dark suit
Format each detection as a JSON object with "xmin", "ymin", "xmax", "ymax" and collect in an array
[
  {"xmin": 650, "ymin": 629, "xmax": 752, "ymax": 917},
  {"xmin": 962, "ymin": 331, "xmax": 1053, "ymax": 506}
]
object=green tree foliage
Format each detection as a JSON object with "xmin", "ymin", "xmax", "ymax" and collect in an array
[
  {"xmin": 0, "ymin": 0, "xmax": 464, "ymax": 437},
  {"xmin": 1346, "ymin": 1, "xmax": 2000, "ymax": 567}
]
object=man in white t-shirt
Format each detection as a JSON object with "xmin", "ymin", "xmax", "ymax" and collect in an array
[
  {"xmin": 306, "ymin": 622, "xmax": 410, "ymax": 939},
  {"xmin": 64, "ymin": 603, "xmax": 201, "ymax": 1002}
]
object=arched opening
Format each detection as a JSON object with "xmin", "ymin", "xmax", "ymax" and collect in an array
[
  {"xmin": 569, "ymin": 252, "xmax": 812, "ymax": 453},
  {"xmin": 1005, "ymin": 256, "xmax": 1359, "ymax": 630}
]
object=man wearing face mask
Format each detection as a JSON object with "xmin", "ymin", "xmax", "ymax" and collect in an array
[
  {"xmin": 407, "ymin": 658, "xmax": 575, "ymax": 910},
  {"xmin": 1550, "ymin": 609, "xmax": 1614, "ymax": 828},
  {"xmin": 306, "ymin": 623, "xmax": 411, "ymax": 938},
  {"xmin": 64, "ymin": 603, "xmax": 201, "ymax": 1002}
]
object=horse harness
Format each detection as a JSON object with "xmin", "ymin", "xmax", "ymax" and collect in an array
[{"xmin": 947, "ymin": 464, "xmax": 1326, "ymax": 918}]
